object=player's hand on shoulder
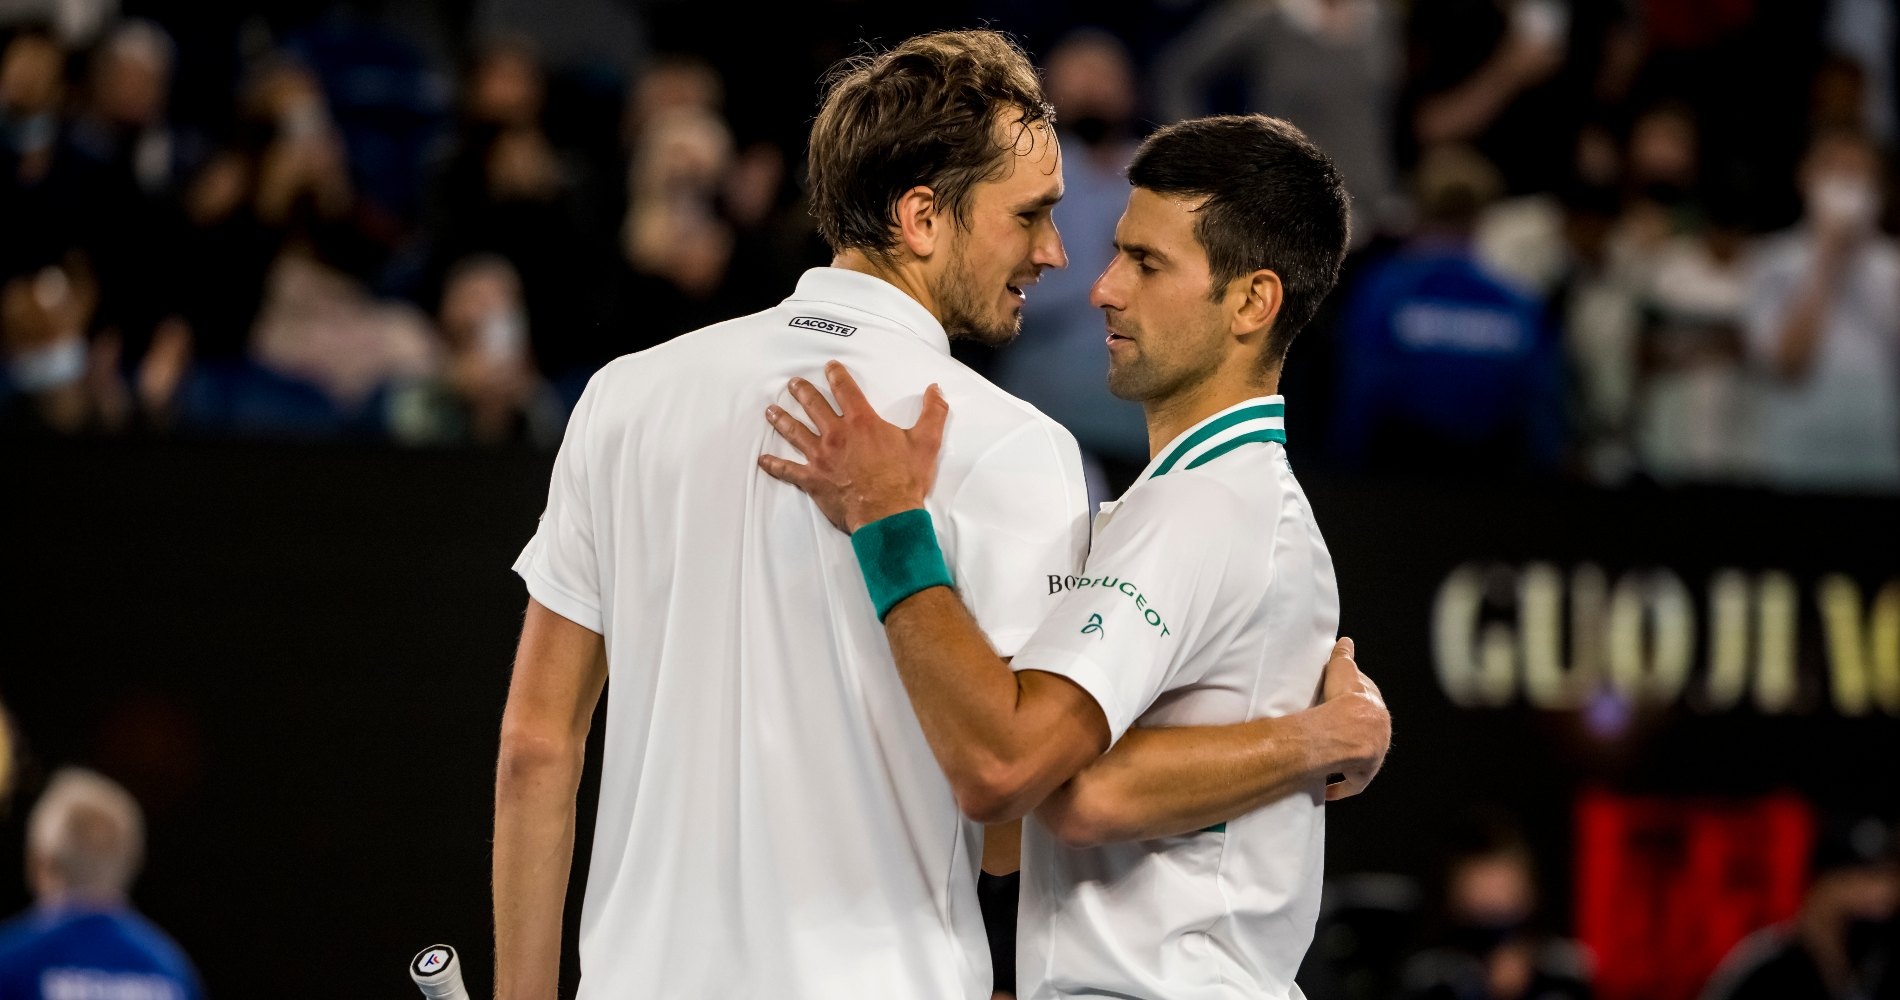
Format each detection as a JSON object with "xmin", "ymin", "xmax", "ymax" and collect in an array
[
  {"xmin": 1318, "ymin": 637, "xmax": 1391, "ymax": 802},
  {"xmin": 759, "ymin": 361, "xmax": 950, "ymax": 533}
]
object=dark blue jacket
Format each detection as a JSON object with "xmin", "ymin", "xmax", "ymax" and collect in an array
[
  {"xmin": 1331, "ymin": 244, "xmax": 1565, "ymax": 472},
  {"xmin": 0, "ymin": 905, "xmax": 202, "ymax": 1000}
]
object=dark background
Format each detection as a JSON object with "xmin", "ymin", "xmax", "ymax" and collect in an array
[{"xmin": 3, "ymin": 438, "xmax": 1893, "ymax": 998}]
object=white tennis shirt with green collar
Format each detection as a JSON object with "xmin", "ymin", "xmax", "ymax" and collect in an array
[
  {"xmin": 513, "ymin": 267, "xmax": 1089, "ymax": 1000},
  {"xmin": 1012, "ymin": 396, "xmax": 1339, "ymax": 1000}
]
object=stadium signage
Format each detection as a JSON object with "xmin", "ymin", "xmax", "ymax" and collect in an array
[{"xmin": 1432, "ymin": 562, "xmax": 1899, "ymax": 716}]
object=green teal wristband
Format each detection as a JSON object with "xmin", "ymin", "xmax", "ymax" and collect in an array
[{"xmin": 851, "ymin": 508, "xmax": 955, "ymax": 622}]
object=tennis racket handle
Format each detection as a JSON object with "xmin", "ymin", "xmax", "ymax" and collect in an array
[{"xmin": 412, "ymin": 944, "xmax": 473, "ymax": 1000}]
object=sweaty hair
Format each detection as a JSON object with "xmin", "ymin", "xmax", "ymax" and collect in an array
[
  {"xmin": 27, "ymin": 768, "xmax": 145, "ymax": 898},
  {"xmin": 1126, "ymin": 115, "xmax": 1350, "ymax": 364},
  {"xmin": 807, "ymin": 30, "xmax": 1054, "ymax": 260}
]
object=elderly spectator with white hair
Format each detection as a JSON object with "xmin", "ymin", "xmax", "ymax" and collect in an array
[{"xmin": 0, "ymin": 768, "xmax": 202, "ymax": 1000}]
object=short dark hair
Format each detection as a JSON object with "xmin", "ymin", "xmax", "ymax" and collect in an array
[
  {"xmin": 807, "ymin": 30, "xmax": 1053, "ymax": 261},
  {"xmin": 1127, "ymin": 115, "xmax": 1350, "ymax": 363}
]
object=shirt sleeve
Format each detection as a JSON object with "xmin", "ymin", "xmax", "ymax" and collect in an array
[
  {"xmin": 944, "ymin": 419, "xmax": 1090, "ymax": 658},
  {"xmin": 512, "ymin": 373, "xmax": 605, "ymax": 633},
  {"xmin": 1009, "ymin": 476, "xmax": 1267, "ymax": 744}
]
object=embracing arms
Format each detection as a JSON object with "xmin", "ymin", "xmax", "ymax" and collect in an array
[{"xmin": 759, "ymin": 363, "xmax": 1390, "ymax": 836}]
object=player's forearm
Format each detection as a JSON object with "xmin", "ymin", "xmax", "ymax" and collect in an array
[
  {"xmin": 883, "ymin": 588, "xmax": 1091, "ymax": 822},
  {"xmin": 1037, "ymin": 706, "xmax": 1347, "ymax": 846},
  {"xmin": 493, "ymin": 738, "xmax": 585, "ymax": 1000}
]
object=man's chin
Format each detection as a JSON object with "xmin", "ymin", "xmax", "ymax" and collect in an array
[
  {"xmin": 1105, "ymin": 363, "xmax": 1156, "ymax": 402},
  {"xmin": 952, "ymin": 314, "xmax": 1023, "ymax": 347}
]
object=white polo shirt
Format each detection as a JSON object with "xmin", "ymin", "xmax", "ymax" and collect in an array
[
  {"xmin": 1011, "ymin": 396, "xmax": 1338, "ymax": 1000},
  {"xmin": 514, "ymin": 267, "xmax": 1090, "ymax": 1000}
]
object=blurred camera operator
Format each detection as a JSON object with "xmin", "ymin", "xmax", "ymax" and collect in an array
[
  {"xmin": 1702, "ymin": 818, "xmax": 1899, "ymax": 1000},
  {"xmin": 1400, "ymin": 819, "xmax": 1592, "ymax": 1000}
]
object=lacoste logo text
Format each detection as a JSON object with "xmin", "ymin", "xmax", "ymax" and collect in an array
[{"xmin": 789, "ymin": 316, "xmax": 856, "ymax": 337}]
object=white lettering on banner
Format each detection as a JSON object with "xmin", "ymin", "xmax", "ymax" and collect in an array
[
  {"xmin": 1432, "ymin": 563, "xmax": 1899, "ymax": 717},
  {"xmin": 1820, "ymin": 575, "xmax": 1900, "ymax": 716},
  {"xmin": 1393, "ymin": 303, "xmax": 1525, "ymax": 354},
  {"xmin": 42, "ymin": 970, "xmax": 180, "ymax": 1000}
]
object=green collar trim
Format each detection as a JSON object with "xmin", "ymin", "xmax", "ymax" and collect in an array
[{"xmin": 1147, "ymin": 400, "xmax": 1286, "ymax": 480}]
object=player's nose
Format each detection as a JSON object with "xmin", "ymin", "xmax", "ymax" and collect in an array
[
  {"xmin": 1089, "ymin": 260, "xmax": 1124, "ymax": 310},
  {"xmin": 1034, "ymin": 222, "xmax": 1068, "ymax": 271}
]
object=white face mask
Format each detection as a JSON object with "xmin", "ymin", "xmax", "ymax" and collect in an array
[{"xmin": 1806, "ymin": 174, "xmax": 1881, "ymax": 230}]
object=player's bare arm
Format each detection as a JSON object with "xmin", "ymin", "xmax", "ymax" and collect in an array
[
  {"xmin": 760, "ymin": 362, "xmax": 1391, "ymax": 827},
  {"xmin": 977, "ymin": 644, "xmax": 1387, "ymax": 872},
  {"xmin": 494, "ymin": 598, "xmax": 608, "ymax": 1000},
  {"xmin": 1035, "ymin": 638, "xmax": 1389, "ymax": 848}
]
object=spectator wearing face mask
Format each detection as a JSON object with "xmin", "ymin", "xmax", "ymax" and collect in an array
[
  {"xmin": 422, "ymin": 38, "xmax": 601, "ymax": 386},
  {"xmin": 990, "ymin": 29, "xmax": 1150, "ymax": 490},
  {"xmin": 0, "ymin": 24, "xmax": 63, "ymax": 200},
  {"xmin": 384, "ymin": 253, "xmax": 563, "ymax": 446},
  {"xmin": 1742, "ymin": 129, "xmax": 1900, "ymax": 492}
]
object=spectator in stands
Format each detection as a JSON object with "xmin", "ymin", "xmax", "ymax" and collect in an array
[
  {"xmin": 1702, "ymin": 817, "xmax": 1899, "ymax": 1000},
  {"xmin": 1823, "ymin": 0, "xmax": 1895, "ymax": 147},
  {"xmin": 166, "ymin": 56, "xmax": 431, "ymax": 433},
  {"xmin": 422, "ymin": 37, "xmax": 600, "ymax": 383},
  {"xmin": 0, "ymin": 24, "xmax": 62, "ymax": 197},
  {"xmin": 1742, "ymin": 129, "xmax": 1900, "ymax": 492},
  {"xmin": 1330, "ymin": 145, "xmax": 1565, "ymax": 474},
  {"xmin": 1633, "ymin": 185, "xmax": 1757, "ymax": 483},
  {"xmin": 179, "ymin": 56, "xmax": 378, "ymax": 362},
  {"xmin": 0, "ymin": 254, "xmax": 118, "ymax": 433},
  {"xmin": 592, "ymin": 96, "xmax": 783, "ymax": 375},
  {"xmin": 278, "ymin": 5, "xmax": 451, "ymax": 229},
  {"xmin": 63, "ymin": 20, "xmax": 199, "ymax": 401},
  {"xmin": 0, "ymin": 768, "xmax": 202, "ymax": 1000},
  {"xmin": 67, "ymin": 20, "xmax": 189, "ymax": 200},
  {"xmin": 1616, "ymin": 103, "xmax": 1703, "ymax": 265},
  {"xmin": 385, "ymin": 253, "xmax": 561, "ymax": 446},
  {"xmin": 1545, "ymin": 180, "xmax": 1643, "ymax": 482},
  {"xmin": 1154, "ymin": 0, "xmax": 1405, "ymax": 243},
  {"xmin": 624, "ymin": 54, "xmax": 720, "ymax": 139},
  {"xmin": 992, "ymin": 29, "xmax": 1149, "ymax": 489},
  {"xmin": 1399, "ymin": 817, "xmax": 1592, "ymax": 1000},
  {"xmin": 0, "ymin": 25, "xmax": 85, "ymax": 311}
]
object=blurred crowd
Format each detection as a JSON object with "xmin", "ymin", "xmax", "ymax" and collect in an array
[{"xmin": 2, "ymin": 0, "xmax": 1898, "ymax": 494}]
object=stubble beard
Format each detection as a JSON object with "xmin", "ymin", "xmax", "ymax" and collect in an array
[
  {"xmin": 936, "ymin": 240, "xmax": 1021, "ymax": 347},
  {"xmin": 1106, "ymin": 322, "xmax": 1225, "ymax": 403}
]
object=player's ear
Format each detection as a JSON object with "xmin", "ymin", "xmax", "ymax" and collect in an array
[
  {"xmin": 893, "ymin": 185, "xmax": 941, "ymax": 259},
  {"xmin": 1229, "ymin": 268, "xmax": 1283, "ymax": 339}
]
